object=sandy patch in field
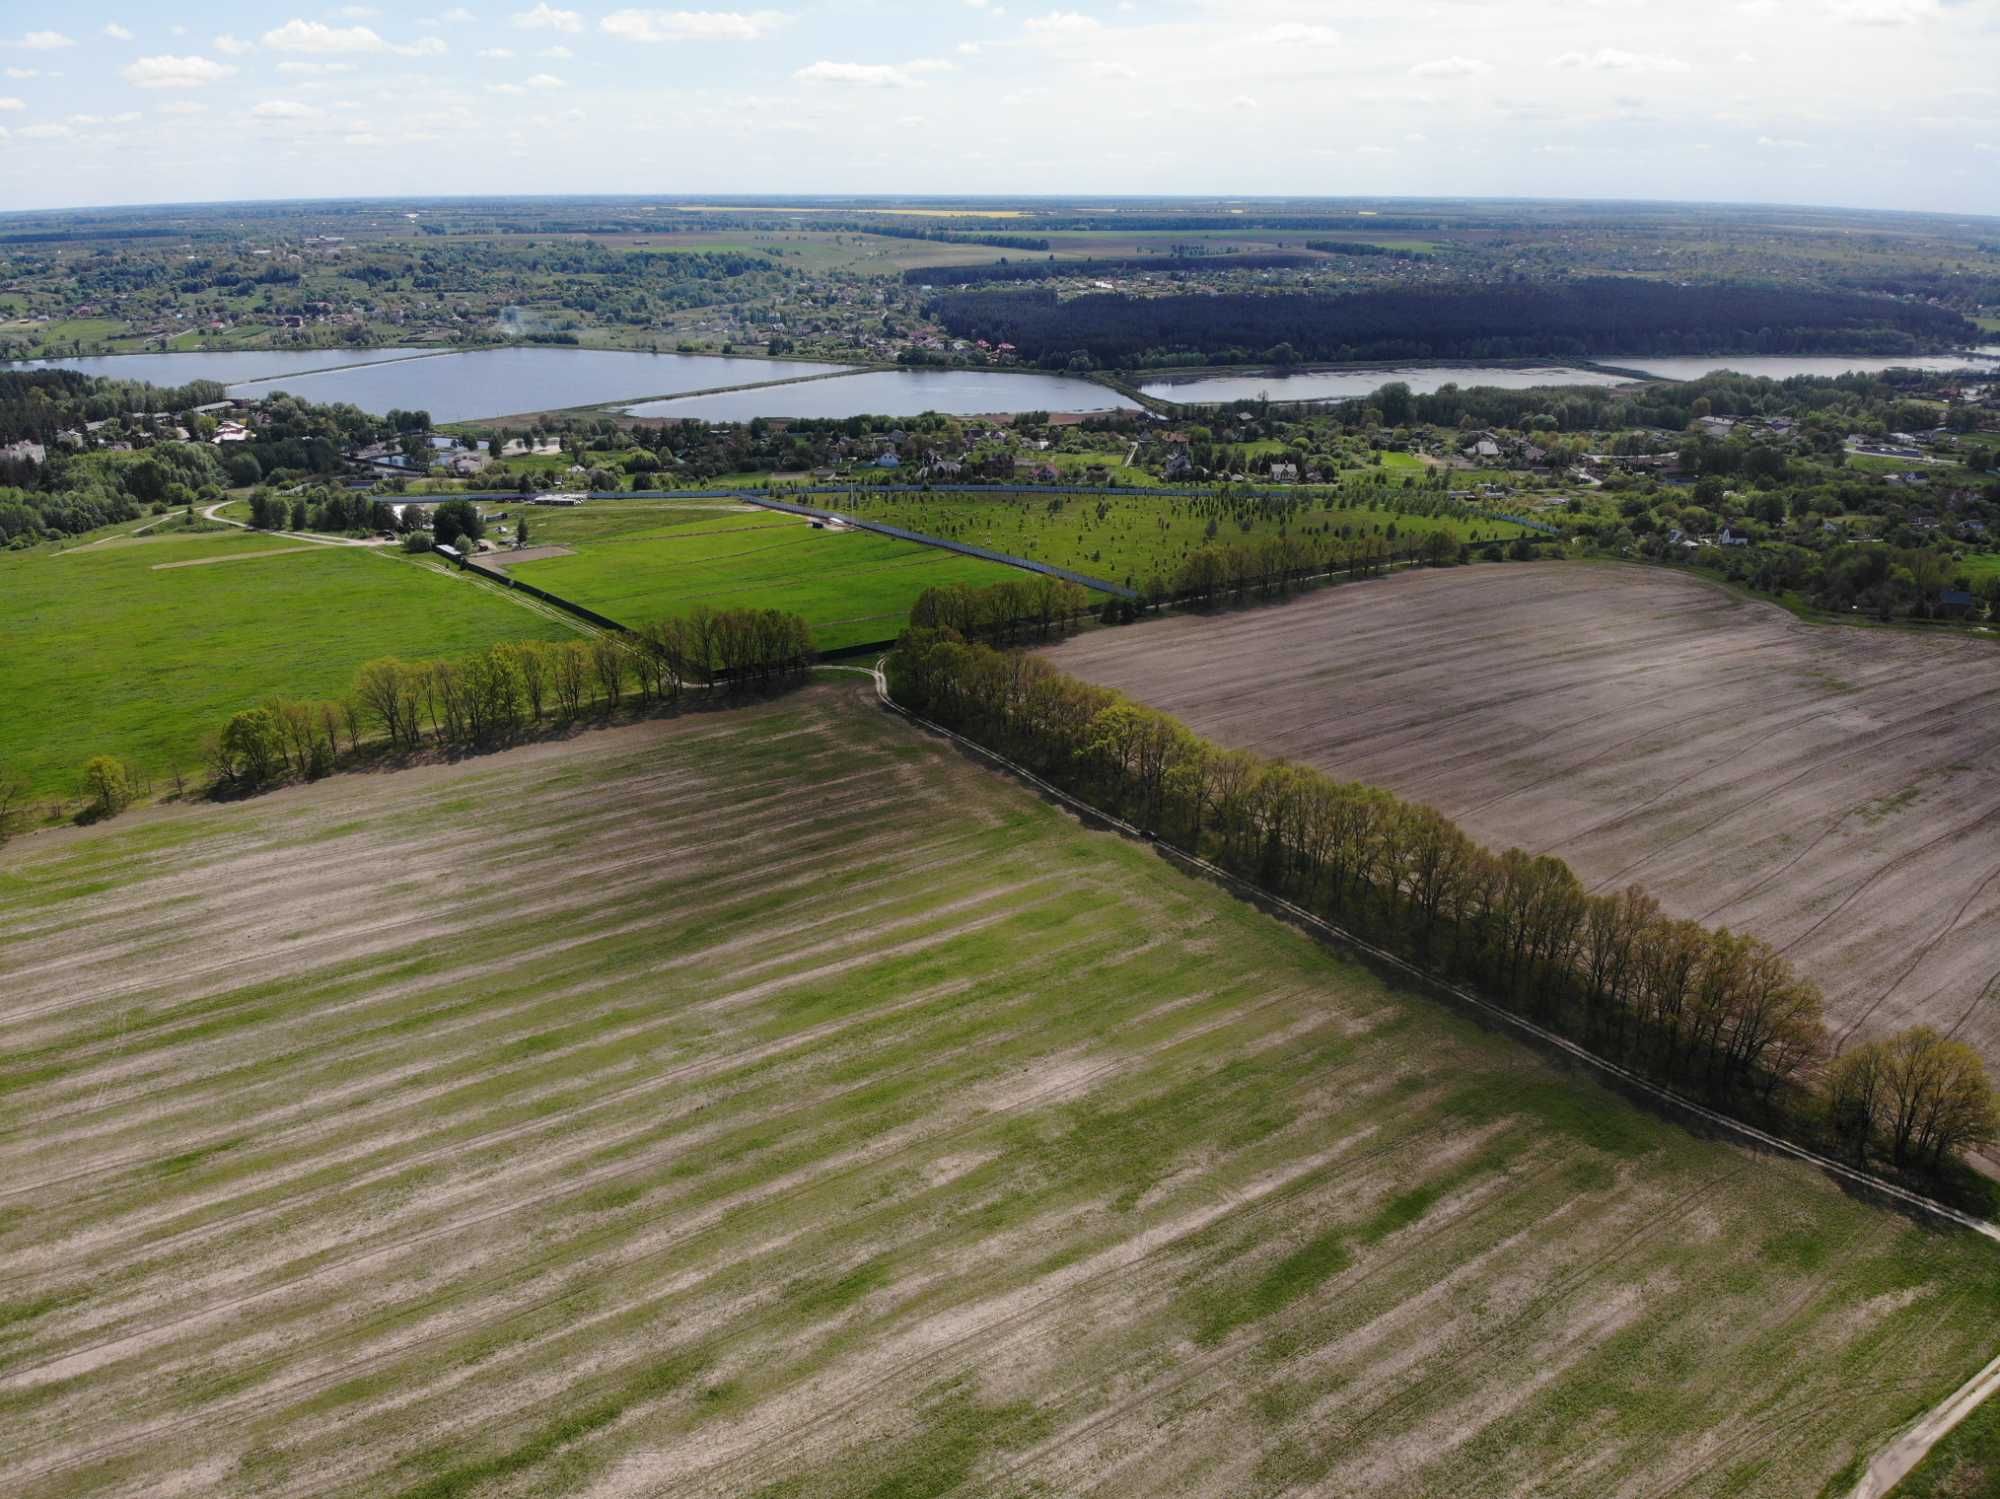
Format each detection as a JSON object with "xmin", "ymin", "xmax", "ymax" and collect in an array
[{"xmin": 1049, "ymin": 564, "xmax": 2000, "ymax": 1072}]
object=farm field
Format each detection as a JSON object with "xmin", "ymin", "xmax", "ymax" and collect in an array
[
  {"xmin": 0, "ymin": 531, "xmax": 571, "ymax": 799},
  {"xmin": 1047, "ymin": 562, "xmax": 2000, "ymax": 1078},
  {"xmin": 837, "ymin": 490, "xmax": 1532, "ymax": 593},
  {"xmin": 2, "ymin": 685, "xmax": 1998, "ymax": 1498},
  {"xmin": 504, "ymin": 501, "xmax": 1032, "ymax": 649}
]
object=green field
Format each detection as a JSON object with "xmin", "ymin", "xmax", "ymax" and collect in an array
[
  {"xmin": 837, "ymin": 490, "xmax": 1533, "ymax": 591},
  {"xmin": 2, "ymin": 686, "xmax": 1996, "ymax": 1497},
  {"xmin": 1890, "ymin": 1387, "xmax": 2000, "ymax": 1496},
  {"xmin": 0, "ymin": 531, "xmax": 569, "ymax": 798},
  {"xmin": 506, "ymin": 500, "xmax": 1034, "ymax": 648}
]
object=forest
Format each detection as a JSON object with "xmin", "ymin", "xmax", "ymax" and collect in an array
[
  {"xmin": 903, "ymin": 252, "xmax": 1318, "ymax": 287},
  {"xmin": 931, "ymin": 280, "xmax": 1981, "ymax": 368}
]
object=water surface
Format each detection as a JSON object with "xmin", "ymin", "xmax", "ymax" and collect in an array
[
  {"xmin": 231, "ymin": 347, "xmax": 858, "ymax": 423},
  {"xmin": 1610, "ymin": 351, "xmax": 2000, "ymax": 381},
  {"xmin": 15, "ymin": 347, "xmax": 436, "ymax": 387},
  {"xmin": 625, "ymin": 368, "xmax": 1138, "ymax": 420}
]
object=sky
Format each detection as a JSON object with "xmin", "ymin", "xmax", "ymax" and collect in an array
[{"xmin": 0, "ymin": 1, "xmax": 1995, "ymax": 216}]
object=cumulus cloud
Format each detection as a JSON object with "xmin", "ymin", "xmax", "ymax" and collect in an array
[
  {"xmin": 19, "ymin": 121, "xmax": 72, "ymax": 137},
  {"xmin": 262, "ymin": 20, "xmax": 447, "ymax": 56},
  {"xmin": 159, "ymin": 99, "xmax": 206, "ymax": 114},
  {"xmin": 102, "ymin": 23, "xmax": 135, "ymax": 42},
  {"xmin": 252, "ymin": 98, "xmax": 319, "ymax": 117},
  {"xmin": 1409, "ymin": 55, "xmax": 1491, "ymax": 77},
  {"xmin": 1833, "ymin": 0, "xmax": 1939, "ymax": 22},
  {"xmin": 1025, "ymin": 12, "xmax": 1101, "ymax": 34},
  {"xmin": 7, "ymin": 31, "xmax": 76, "ymax": 50},
  {"xmin": 1249, "ymin": 23, "xmax": 1340, "ymax": 47},
  {"xmin": 121, "ymin": 54, "xmax": 238, "ymax": 88},
  {"xmin": 1552, "ymin": 48, "xmax": 1689, "ymax": 72},
  {"xmin": 511, "ymin": 3, "xmax": 582, "ymax": 31},
  {"xmin": 599, "ymin": 10, "xmax": 785, "ymax": 42},
  {"xmin": 277, "ymin": 61, "xmax": 358, "ymax": 74},
  {"xmin": 478, "ymin": 46, "xmax": 517, "ymax": 57},
  {"xmin": 213, "ymin": 34, "xmax": 252, "ymax": 56},
  {"xmin": 0, "ymin": 96, "xmax": 22, "ymax": 110},
  {"xmin": 795, "ymin": 60, "xmax": 926, "ymax": 87},
  {"xmin": 3, "ymin": 67, "xmax": 36, "ymax": 79}
]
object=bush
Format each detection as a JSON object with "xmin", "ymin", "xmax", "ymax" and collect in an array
[
  {"xmin": 402, "ymin": 531, "xmax": 434, "ymax": 554},
  {"xmin": 82, "ymin": 755, "xmax": 132, "ymax": 819}
]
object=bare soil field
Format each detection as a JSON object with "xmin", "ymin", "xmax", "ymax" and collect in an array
[
  {"xmin": 1048, "ymin": 563, "xmax": 2000, "ymax": 1074},
  {"xmin": 3, "ymin": 684, "xmax": 1998, "ymax": 1498}
]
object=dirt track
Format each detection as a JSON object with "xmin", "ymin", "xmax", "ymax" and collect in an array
[{"xmin": 1047, "ymin": 563, "xmax": 2000, "ymax": 1070}]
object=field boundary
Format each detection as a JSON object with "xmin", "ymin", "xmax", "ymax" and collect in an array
[{"xmin": 864, "ymin": 657, "xmax": 2000, "ymax": 1244}]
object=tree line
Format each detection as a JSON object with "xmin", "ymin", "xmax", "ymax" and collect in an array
[
  {"xmin": 201, "ymin": 606, "xmax": 814, "ymax": 791},
  {"xmin": 902, "ymin": 253, "xmax": 1317, "ymax": 288},
  {"xmin": 884, "ymin": 631, "xmax": 1998, "ymax": 1182},
  {"xmin": 907, "ymin": 577, "xmax": 1093, "ymax": 644},
  {"xmin": 930, "ymin": 281, "xmax": 1979, "ymax": 370}
]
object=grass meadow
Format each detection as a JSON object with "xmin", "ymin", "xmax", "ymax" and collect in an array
[
  {"xmin": 836, "ymin": 490, "xmax": 1534, "ymax": 592},
  {"xmin": 1, "ymin": 685, "xmax": 1997, "ymax": 1498},
  {"xmin": 0, "ymin": 531, "xmax": 571, "ymax": 798},
  {"xmin": 505, "ymin": 501, "xmax": 1031, "ymax": 648}
]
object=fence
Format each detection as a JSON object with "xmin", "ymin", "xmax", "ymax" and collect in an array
[{"xmin": 453, "ymin": 553, "xmax": 632, "ymax": 633}]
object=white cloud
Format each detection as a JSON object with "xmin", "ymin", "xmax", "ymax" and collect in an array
[
  {"xmin": 1833, "ymin": 0, "xmax": 1939, "ymax": 22},
  {"xmin": 1409, "ymin": 55, "xmax": 1491, "ymax": 78},
  {"xmin": 1090, "ymin": 60, "xmax": 1136, "ymax": 79},
  {"xmin": 1025, "ymin": 12, "xmax": 1101, "ymax": 34},
  {"xmin": 600, "ymin": 10, "xmax": 785, "ymax": 43},
  {"xmin": 1552, "ymin": 48, "xmax": 1689, "ymax": 72},
  {"xmin": 438, "ymin": 7, "xmax": 476, "ymax": 21},
  {"xmin": 0, "ymin": 97, "xmax": 21, "ymax": 110},
  {"xmin": 159, "ymin": 99, "xmax": 206, "ymax": 114},
  {"xmin": 19, "ymin": 122, "xmax": 72, "ymax": 137},
  {"xmin": 278, "ymin": 61, "xmax": 358, "ymax": 74},
  {"xmin": 345, "ymin": 130, "xmax": 386, "ymax": 145},
  {"xmin": 2, "ymin": 67, "xmax": 35, "ymax": 79},
  {"xmin": 213, "ymin": 34, "xmax": 252, "ymax": 56},
  {"xmin": 102, "ymin": 23, "xmax": 135, "ymax": 42},
  {"xmin": 1249, "ymin": 23, "xmax": 1340, "ymax": 47},
  {"xmin": 8, "ymin": 31, "xmax": 76, "ymax": 51},
  {"xmin": 262, "ymin": 20, "xmax": 448, "ymax": 56},
  {"xmin": 796, "ymin": 60, "xmax": 925, "ymax": 87},
  {"xmin": 478, "ymin": 46, "xmax": 517, "ymax": 57},
  {"xmin": 524, "ymin": 71, "xmax": 565, "ymax": 87},
  {"xmin": 337, "ymin": 5, "xmax": 384, "ymax": 16},
  {"xmin": 1757, "ymin": 134, "xmax": 1809, "ymax": 148},
  {"xmin": 121, "ymin": 54, "xmax": 238, "ymax": 88},
  {"xmin": 540, "ymin": 44, "xmax": 572, "ymax": 57},
  {"xmin": 253, "ymin": 98, "xmax": 319, "ymax": 117},
  {"xmin": 511, "ymin": 3, "xmax": 582, "ymax": 31}
]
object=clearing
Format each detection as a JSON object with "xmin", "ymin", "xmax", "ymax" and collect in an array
[
  {"xmin": 1, "ymin": 684, "xmax": 1996, "ymax": 1498},
  {"xmin": 1047, "ymin": 562, "xmax": 2000, "ymax": 1077},
  {"xmin": 0, "ymin": 531, "xmax": 572, "ymax": 798}
]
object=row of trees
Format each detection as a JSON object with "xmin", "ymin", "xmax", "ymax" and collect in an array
[
  {"xmin": 907, "ymin": 577, "xmax": 1093, "ymax": 645},
  {"xmin": 885, "ymin": 630, "xmax": 1998, "ymax": 1177},
  {"xmin": 205, "ymin": 607, "xmax": 815, "ymax": 789}
]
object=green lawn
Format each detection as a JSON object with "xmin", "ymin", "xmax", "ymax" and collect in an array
[
  {"xmin": 507, "ymin": 504, "xmax": 1033, "ymax": 648},
  {"xmin": 837, "ymin": 489, "xmax": 1533, "ymax": 592},
  {"xmin": 1, "ymin": 687, "xmax": 1996, "ymax": 1497},
  {"xmin": 1889, "ymin": 1387, "xmax": 2000, "ymax": 1496},
  {"xmin": 0, "ymin": 532, "xmax": 570, "ymax": 798}
]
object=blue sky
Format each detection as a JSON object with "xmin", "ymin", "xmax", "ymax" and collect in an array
[{"xmin": 0, "ymin": 1, "xmax": 1994, "ymax": 214}]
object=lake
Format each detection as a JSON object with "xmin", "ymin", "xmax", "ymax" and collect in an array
[
  {"xmin": 228, "ymin": 347, "xmax": 860, "ymax": 423},
  {"xmin": 623, "ymin": 368, "xmax": 1139, "ymax": 420},
  {"xmin": 1138, "ymin": 365, "xmax": 1634, "ymax": 404},
  {"xmin": 16, "ymin": 347, "xmax": 438, "ymax": 386},
  {"xmin": 1611, "ymin": 351, "xmax": 2000, "ymax": 381}
]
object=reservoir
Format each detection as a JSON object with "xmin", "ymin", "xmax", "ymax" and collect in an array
[
  {"xmin": 1611, "ymin": 351, "xmax": 2000, "ymax": 381},
  {"xmin": 17, "ymin": 347, "xmax": 438, "ymax": 386},
  {"xmin": 623, "ymin": 368, "xmax": 1139, "ymax": 420}
]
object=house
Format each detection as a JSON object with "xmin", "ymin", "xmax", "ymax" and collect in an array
[
  {"xmin": 0, "ymin": 439, "xmax": 46, "ymax": 464},
  {"xmin": 1269, "ymin": 462, "xmax": 1299, "ymax": 483},
  {"xmin": 447, "ymin": 452, "xmax": 491, "ymax": 477},
  {"xmin": 212, "ymin": 421, "xmax": 252, "ymax": 445},
  {"xmin": 1696, "ymin": 416, "xmax": 1737, "ymax": 439},
  {"xmin": 873, "ymin": 452, "xmax": 901, "ymax": 470},
  {"xmin": 1471, "ymin": 438, "xmax": 1501, "ymax": 460},
  {"xmin": 1937, "ymin": 589, "xmax": 1980, "ymax": 620},
  {"xmin": 1163, "ymin": 449, "xmax": 1194, "ymax": 480},
  {"xmin": 1718, "ymin": 527, "xmax": 1751, "ymax": 547}
]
